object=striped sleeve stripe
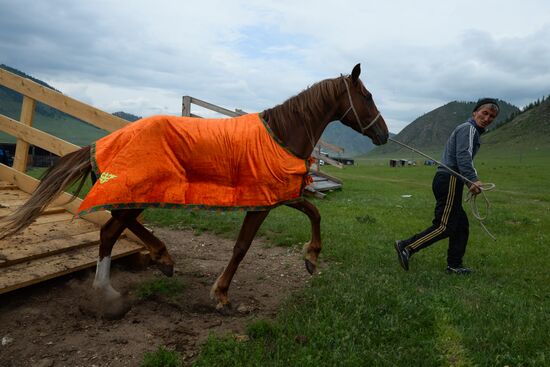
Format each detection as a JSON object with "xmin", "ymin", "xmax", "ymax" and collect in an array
[{"xmin": 468, "ymin": 125, "xmax": 475, "ymax": 157}]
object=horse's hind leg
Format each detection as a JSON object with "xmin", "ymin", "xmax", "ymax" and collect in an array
[
  {"xmin": 113, "ymin": 213, "xmax": 175, "ymax": 277},
  {"xmin": 286, "ymin": 199, "xmax": 321, "ymax": 274},
  {"xmin": 211, "ymin": 210, "xmax": 269, "ymax": 313},
  {"xmin": 93, "ymin": 211, "xmax": 139, "ymax": 299}
]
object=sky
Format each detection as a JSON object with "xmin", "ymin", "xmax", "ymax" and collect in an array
[{"xmin": 1, "ymin": 0, "xmax": 549, "ymax": 133}]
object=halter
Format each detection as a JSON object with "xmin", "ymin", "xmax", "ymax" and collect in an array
[{"xmin": 339, "ymin": 78, "xmax": 381, "ymax": 134}]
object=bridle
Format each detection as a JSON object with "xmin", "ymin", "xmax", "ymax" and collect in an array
[{"xmin": 339, "ymin": 78, "xmax": 381, "ymax": 134}]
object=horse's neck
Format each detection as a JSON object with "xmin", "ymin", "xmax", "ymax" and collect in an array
[{"xmin": 261, "ymin": 103, "xmax": 339, "ymax": 159}]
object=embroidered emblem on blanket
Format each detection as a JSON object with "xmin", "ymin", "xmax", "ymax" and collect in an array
[
  {"xmin": 99, "ymin": 172, "xmax": 117, "ymax": 184},
  {"xmin": 78, "ymin": 113, "xmax": 310, "ymax": 215}
]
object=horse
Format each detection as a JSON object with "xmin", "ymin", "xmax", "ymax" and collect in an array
[{"xmin": 0, "ymin": 64, "xmax": 388, "ymax": 312}]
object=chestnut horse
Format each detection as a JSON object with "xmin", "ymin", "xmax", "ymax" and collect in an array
[{"xmin": 0, "ymin": 64, "xmax": 388, "ymax": 312}]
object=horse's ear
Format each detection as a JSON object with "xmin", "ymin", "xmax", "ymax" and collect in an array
[{"xmin": 351, "ymin": 63, "xmax": 361, "ymax": 84}]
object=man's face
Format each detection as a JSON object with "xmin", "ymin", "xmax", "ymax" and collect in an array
[{"xmin": 472, "ymin": 106, "xmax": 498, "ymax": 129}]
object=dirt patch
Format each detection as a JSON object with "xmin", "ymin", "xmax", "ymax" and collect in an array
[{"xmin": 0, "ymin": 227, "xmax": 313, "ymax": 366}]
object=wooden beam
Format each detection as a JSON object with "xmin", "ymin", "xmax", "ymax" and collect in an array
[
  {"xmin": 0, "ymin": 68, "xmax": 128, "ymax": 132},
  {"xmin": 0, "ymin": 113, "xmax": 80, "ymax": 156},
  {"xmin": 317, "ymin": 139, "xmax": 344, "ymax": 154},
  {"xmin": 182, "ymin": 95, "xmax": 191, "ymax": 117},
  {"xmin": 189, "ymin": 96, "xmax": 241, "ymax": 117},
  {"xmin": 312, "ymin": 170, "xmax": 343, "ymax": 185},
  {"xmin": 311, "ymin": 150, "xmax": 343, "ymax": 168},
  {"xmin": 12, "ymin": 96, "xmax": 35, "ymax": 171}
]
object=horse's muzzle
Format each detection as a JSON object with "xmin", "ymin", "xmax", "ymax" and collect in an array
[
  {"xmin": 375, "ymin": 133, "xmax": 389, "ymax": 145},
  {"xmin": 370, "ymin": 121, "xmax": 389, "ymax": 145}
]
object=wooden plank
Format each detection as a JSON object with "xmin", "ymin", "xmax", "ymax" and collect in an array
[
  {"xmin": 0, "ymin": 231, "xmax": 99, "ymax": 268},
  {"xmin": 0, "ymin": 165, "xmax": 143, "ymax": 244},
  {"xmin": 5, "ymin": 218, "xmax": 98, "ymax": 245},
  {"xmin": 0, "ymin": 206, "xmax": 66, "ymax": 219},
  {"xmin": 313, "ymin": 171, "xmax": 344, "ymax": 185},
  {"xmin": 317, "ymin": 139, "xmax": 344, "ymax": 154},
  {"xmin": 189, "ymin": 96, "xmax": 241, "ymax": 117},
  {"xmin": 0, "ymin": 198, "xmax": 32, "ymax": 207},
  {"xmin": 0, "ymin": 182, "xmax": 18, "ymax": 190},
  {"xmin": 0, "ymin": 238, "xmax": 142, "ymax": 295},
  {"xmin": 182, "ymin": 95, "xmax": 191, "ymax": 117},
  {"xmin": 0, "ymin": 68, "xmax": 128, "ymax": 133},
  {"xmin": 12, "ymin": 96, "xmax": 36, "ymax": 171},
  {"xmin": 311, "ymin": 150, "xmax": 343, "ymax": 168},
  {"xmin": 0, "ymin": 189, "xmax": 31, "ymax": 201},
  {"xmin": 309, "ymin": 180, "xmax": 342, "ymax": 191},
  {"xmin": 0, "ymin": 113, "xmax": 80, "ymax": 156},
  {"xmin": 0, "ymin": 163, "xmax": 98, "ymax": 220},
  {"xmin": 32, "ymin": 212, "xmax": 75, "ymax": 224}
]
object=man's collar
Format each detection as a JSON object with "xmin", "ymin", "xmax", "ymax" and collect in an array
[{"xmin": 468, "ymin": 118, "xmax": 485, "ymax": 134}]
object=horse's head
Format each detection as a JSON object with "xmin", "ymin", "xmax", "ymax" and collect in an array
[{"xmin": 338, "ymin": 64, "xmax": 388, "ymax": 145}]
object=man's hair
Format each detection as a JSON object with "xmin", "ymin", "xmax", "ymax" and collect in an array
[{"xmin": 473, "ymin": 98, "xmax": 500, "ymax": 114}]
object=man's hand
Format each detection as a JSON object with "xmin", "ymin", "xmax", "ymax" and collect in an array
[{"xmin": 469, "ymin": 180, "xmax": 482, "ymax": 195}]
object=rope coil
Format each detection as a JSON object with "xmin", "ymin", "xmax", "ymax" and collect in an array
[{"xmin": 388, "ymin": 137, "xmax": 496, "ymax": 240}]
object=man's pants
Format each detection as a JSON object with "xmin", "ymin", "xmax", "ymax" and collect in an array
[{"xmin": 400, "ymin": 172, "xmax": 469, "ymax": 267}]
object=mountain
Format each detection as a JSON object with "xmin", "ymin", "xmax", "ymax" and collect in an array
[
  {"xmin": 321, "ymin": 122, "xmax": 378, "ymax": 156},
  {"xmin": 367, "ymin": 100, "xmax": 519, "ymax": 157},
  {"xmin": 113, "ymin": 111, "xmax": 142, "ymax": 122},
  {"xmin": 0, "ymin": 65, "xmax": 138, "ymax": 146},
  {"xmin": 482, "ymin": 95, "xmax": 550, "ymax": 155}
]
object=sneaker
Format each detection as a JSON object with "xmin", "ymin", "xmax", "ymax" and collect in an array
[
  {"xmin": 394, "ymin": 240, "xmax": 410, "ymax": 271},
  {"xmin": 446, "ymin": 265, "xmax": 473, "ymax": 274}
]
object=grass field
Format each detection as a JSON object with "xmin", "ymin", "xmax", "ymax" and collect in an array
[{"xmin": 141, "ymin": 149, "xmax": 549, "ymax": 366}]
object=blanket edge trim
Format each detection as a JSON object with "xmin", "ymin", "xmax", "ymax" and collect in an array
[{"xmin": 77, "ymin": 197, "xmax": 305, "ymax": 217}]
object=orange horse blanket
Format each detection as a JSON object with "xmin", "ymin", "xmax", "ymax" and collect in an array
[{"xmin": 77, "ymin": 113, "xmax": 310, "ymax": 215}]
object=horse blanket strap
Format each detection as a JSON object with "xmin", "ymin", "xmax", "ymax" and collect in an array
[{"xmin": 78, "ymin": 113, "xmax": 311, "ymax": 215}]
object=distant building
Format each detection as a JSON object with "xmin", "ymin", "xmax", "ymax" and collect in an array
[
  {"xmin": 0, "ymin": 143, "xmax": 58, "ymax": 167},
  {"xmin": 389, "ymin": 159, "xmax": 416, "ymax": 167},
  {"xmin": 330, "ymin": 156, "xmax": 355, "ymax": 165}
]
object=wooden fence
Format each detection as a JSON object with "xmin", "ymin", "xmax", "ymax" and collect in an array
[
  {"xmin": 0, "ymin": 68, "xmax": 136, "ymax": 227},
  {"xmin": 0, "ymin": 68, "xmax": 149, "ymax": 294}
]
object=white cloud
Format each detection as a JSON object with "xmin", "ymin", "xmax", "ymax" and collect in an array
[{"xmin": 1, "ymin": 0, "xmax": 550, "ymax": 133}]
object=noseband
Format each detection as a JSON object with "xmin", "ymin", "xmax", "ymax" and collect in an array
[{"xmin": 339, "ymin": 78, "xmax": 381, "ymax": 134}]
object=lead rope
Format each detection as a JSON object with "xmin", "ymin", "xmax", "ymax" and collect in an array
[{"xmin": 388, "ymin": 137, "xmax": 496, "ymax": 240}]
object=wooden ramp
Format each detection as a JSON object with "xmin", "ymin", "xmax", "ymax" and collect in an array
[
  {"xmin": 0, "ymin": 67, "xmax": 147, "ymax": 295},
  {"xmin": 0, "ymin": 180, "xmax": 143, "ymax": 295}
]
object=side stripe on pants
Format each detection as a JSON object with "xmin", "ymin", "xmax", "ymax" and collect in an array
[{"xmin": 406, "ymin": 175, "xmax": 457, "ymax": 251}]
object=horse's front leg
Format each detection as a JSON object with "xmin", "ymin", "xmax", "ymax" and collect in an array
[
  {"xmin": 211, "ymin": 210, "xmax": 269, "ymax": 313},
  {"xmin": 286, "ymin": 199, "xmax": 321, "ymax": 274}
]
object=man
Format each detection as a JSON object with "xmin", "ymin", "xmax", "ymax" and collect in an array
[{"xmin": 394, "ymin": 98, "xmax": 500, "ymax": 274}]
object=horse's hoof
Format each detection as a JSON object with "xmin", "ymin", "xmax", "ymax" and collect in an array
[
  {"xmin": 80, "ymin": 289, "xmax": 131, "ymax": 320},
  {"xmin": 215, "ymin": 302, "xmax": 233, "ymax": 316},
  {"xmin": 305, "ymin": 259, "xmax": 316, "ymax": 275},
  {"xmin": 102, "ymin": 298, "xmax": 132, "ymax": 320},
  {"xmin": 157, "ymin": 263, "xmax": 174, "ymax": 277}
]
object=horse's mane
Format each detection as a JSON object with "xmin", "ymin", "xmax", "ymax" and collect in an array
[{"xmin": 262, "ymin": 75, "xmax": 347, "ymax": 128}]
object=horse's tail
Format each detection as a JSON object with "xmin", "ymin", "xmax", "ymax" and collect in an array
[{"xmin": 0, "ymin": 146, "xmax": 92, "ymax": 239}]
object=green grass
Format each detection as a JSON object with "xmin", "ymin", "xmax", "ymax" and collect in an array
[
  {"xmin": 140, "ymin": 149, "xmax": 549, "ymax": 367},
  {"xmin": 21, "ymin": 146, "xmax": 550, "ymax": 366},
  {"xmin": 141, "ymin": 346, "xmax": 182, "ymax": 367},
  {"xmin": 136, "ymin": 277, "xmax": 186, "ymax": 301}
]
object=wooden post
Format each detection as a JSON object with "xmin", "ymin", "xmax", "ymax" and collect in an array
[
  {"xmin": 12, "ymin": 96, "xmax": 36, "ymax": 172},
  {"xmin": 316, "ymin": 145, "xmax": 321, "ymax": 174},
  {"xmin": 182, "ymin": 96, "xmax": 191, "ymax": 116}
]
